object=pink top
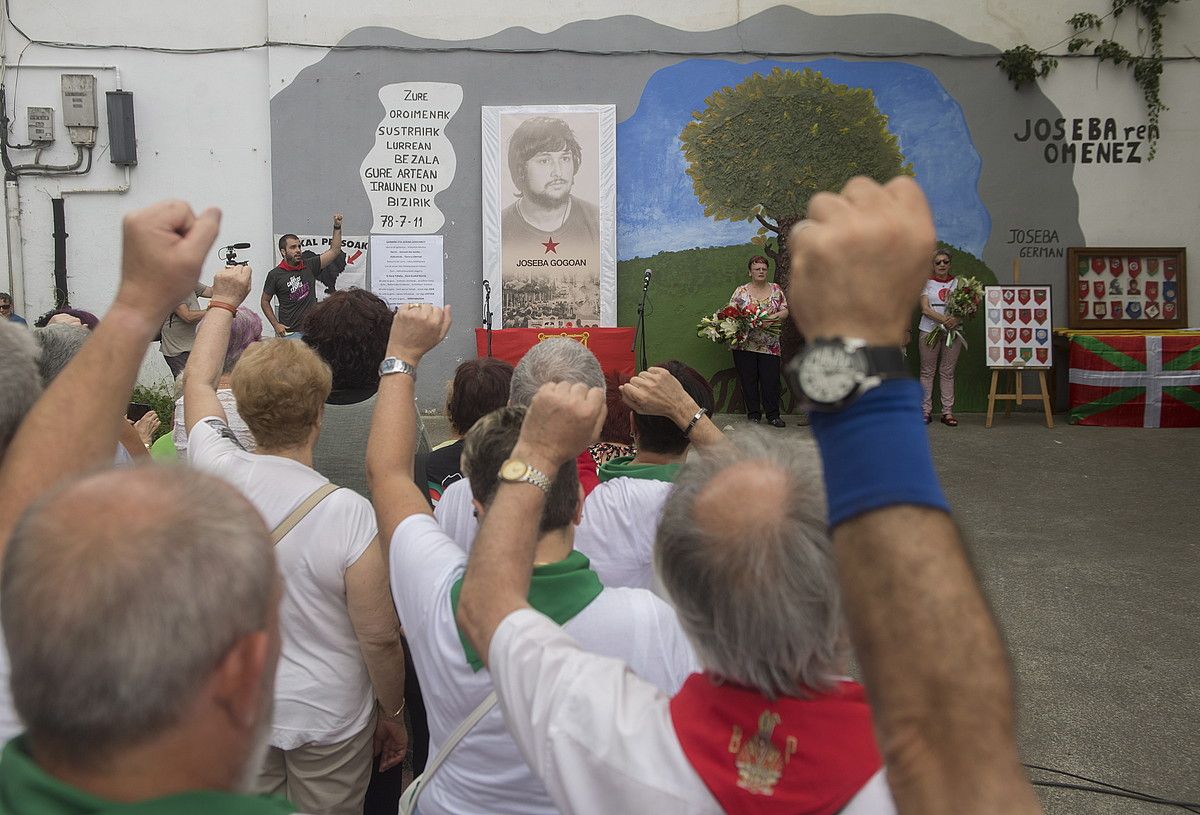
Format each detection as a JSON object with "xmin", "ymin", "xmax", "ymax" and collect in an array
[{"xmin": 728, "ymin": 283, "xmax": 787, "ymax": 356}]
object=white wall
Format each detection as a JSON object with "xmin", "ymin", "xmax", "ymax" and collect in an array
[
  {"xmin": 2, "ymin": 0, "xmax": 1197, "ymax": 383},
  {"xmin": 1, "ymin": 0, "xmax": 273, "ymax": 381}
]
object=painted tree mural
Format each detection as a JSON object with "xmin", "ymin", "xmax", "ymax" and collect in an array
[{"xmin": 680, "ymin": 67, "xmax": 913, "ymax": 298}]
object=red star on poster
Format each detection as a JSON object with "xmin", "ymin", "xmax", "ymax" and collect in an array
[{"xmin": 542, "ymin": 237, "xmax": 559, "ymax": 254}]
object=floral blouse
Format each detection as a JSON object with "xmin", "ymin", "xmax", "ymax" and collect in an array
[{"xmin": 728, "ymin": 283, "xmax": 787, "ymax": 356}]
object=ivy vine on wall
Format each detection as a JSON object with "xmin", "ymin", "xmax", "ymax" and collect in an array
[{"xmin": 997, "ymin": 0, "xmax": 1190, "ymax": 158}]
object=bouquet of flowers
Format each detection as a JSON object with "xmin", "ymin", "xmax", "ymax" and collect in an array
[
  {"xmin": 697, "ymin": 304, "xmax": 782, "ymax": 349},
  {"xmin": 925, "ymin": 276, "xmax": 984, "ymax": 348}
]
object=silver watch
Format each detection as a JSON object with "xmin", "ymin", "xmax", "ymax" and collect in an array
[
  {"xmin": 378, "ymin": 356, "xmax": 416, "ymax": 380},
  {"xmin": 787, "ymin": 338, "xmax": 908, "ymax": 412}
]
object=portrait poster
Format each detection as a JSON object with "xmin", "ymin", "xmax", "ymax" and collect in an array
[
  {"xmin": 482, "ymin": 105, "xmax": 616, "ymax": 328},
  {"xmin": 984, "ymin": 285, "xmax": 1052, "ymax": 369}
]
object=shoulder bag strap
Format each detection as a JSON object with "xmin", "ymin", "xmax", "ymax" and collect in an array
[
  {"xmin": 270, "ymin": 482, "xmax": 340, "ymax": 545},
  {"xmin": 399, "ymin": 691, "xmax": 498, "ymax": 814}
]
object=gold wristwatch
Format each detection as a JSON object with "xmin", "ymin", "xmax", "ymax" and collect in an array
[{"xmin": 497, "ymin": 458, "xmax": 552, "ymax": 494}]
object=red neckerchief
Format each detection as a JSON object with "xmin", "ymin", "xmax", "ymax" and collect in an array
[
  {"xmin": 576, "ymin": 450, "xmax": 600, "ymax": 496},
  {"xmin": 930, "ymin": 272, "xmax": 954, "ymax": 283},
  {"xmin": 278, "ymin": 260, "xmax": 305, "ymax": 272},
  {"xmin": 670, "ymin": 673, "xmax": 881, "ymax": 815}
]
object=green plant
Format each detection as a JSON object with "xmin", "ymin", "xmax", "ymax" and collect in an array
[
  {"xmin": 132, "ymin": 381, "xmax": 177, "ymax": 442},
  {"xmin": 997, "ymin": 45, "xmax": 1058, "ymax": 88},
  {"xmin": 998, "ymin": 0, "xmax": 1188, "ymax": 158}
]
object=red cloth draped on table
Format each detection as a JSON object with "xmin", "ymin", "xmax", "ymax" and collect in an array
[
  {"xmin": 475, "ymin": 327, "xmax": 635, "ymax": 376},
  {"xmin": 1068, "ymin": 333, "xmax": 1200, "ymax": 427}
]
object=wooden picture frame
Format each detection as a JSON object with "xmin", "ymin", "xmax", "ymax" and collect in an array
[{"xmin": 1067, "ymin": 247, "xmax": 1187, "ymax": 330}]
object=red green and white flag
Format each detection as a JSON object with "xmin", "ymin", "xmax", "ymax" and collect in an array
[{"xmin": 1069, "ymin": 334, "xmax": 1200, "ymax": 427}]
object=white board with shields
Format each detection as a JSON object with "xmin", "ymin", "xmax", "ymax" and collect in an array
[{"xmin": 984, "ymin": 285, "xmax": 1052, "ymax": 369}]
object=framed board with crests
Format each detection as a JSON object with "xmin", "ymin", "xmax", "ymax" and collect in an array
[{"xmin": 1067, "ymin": 247, "xmax": 1187, "ymax": 330}]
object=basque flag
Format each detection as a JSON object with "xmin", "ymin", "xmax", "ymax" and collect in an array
[{"xmin": 1069, "ymin": 334, "xmax": 1200, "ymax": 427}]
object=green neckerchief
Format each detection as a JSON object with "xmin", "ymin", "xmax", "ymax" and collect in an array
[
  {"xmin": 450, "ymin": 550, "xmax": 603, "ymax": 672},
  {"xmin": 598, "ymin": 454, "xmax": 680, "ymax": 484},
  {"xmin": 0, "ymin": 737, "xmax": 294, "ymax": 815}
]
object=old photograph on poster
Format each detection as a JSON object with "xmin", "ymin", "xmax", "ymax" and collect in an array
[{"xmin": 482, "ymin": 105, "xmax": 616, "ymax": 328}]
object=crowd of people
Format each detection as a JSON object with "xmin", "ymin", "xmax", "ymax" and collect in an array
[{"xmin": 0, "ymin": 178, "xmax": 1043, "ymax": 815}]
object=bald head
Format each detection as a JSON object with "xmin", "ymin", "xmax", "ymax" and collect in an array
[
  {"xmin": 655, "ymin": 431, "xmax": 844, "ymax": 698},
  {"xmin": 2, "ymin": 466, "xmax": 276, "ymax": 765}
]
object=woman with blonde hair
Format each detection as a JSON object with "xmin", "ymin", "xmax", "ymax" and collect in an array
[{"xmin": 183, "ymin": 265, "xmax": 408, "ymax": 815}]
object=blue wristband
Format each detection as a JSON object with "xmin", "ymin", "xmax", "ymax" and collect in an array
[{"xmin": 810, "ymin": 379, "xmax": 950, "ymax": 527}]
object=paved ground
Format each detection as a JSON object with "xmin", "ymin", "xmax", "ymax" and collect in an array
[{"xmin": 422, "ymin": 406, "xmax": 1199, "ymax": 813}]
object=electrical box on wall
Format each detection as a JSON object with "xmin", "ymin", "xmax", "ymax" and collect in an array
[
  {"xmin": 106, "ymin": 91, "xmax": 137, "ymax": 166},
  {"xmin": 27, "ymin": 107, "xmax": 54, "ymax": 143},
  {"xmin": 61, "ymin": 74, "xmax": 97, "ymax": 145}
]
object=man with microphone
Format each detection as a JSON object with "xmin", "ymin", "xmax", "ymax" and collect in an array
[{"xmin": 261, "ymin": 213, "xmax": 344, "ymax": 337}]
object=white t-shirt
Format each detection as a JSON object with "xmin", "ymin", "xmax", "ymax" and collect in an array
[
  {"xmin": 433, "ymin": 476, "xmax": 478, "ymax": 551},
  {"xmin": 489, "ymin": 609, "xmax": 897, "ymax": 815},
  {"xmin": 174, "ymin": 390, "xmax": 256, "ymax": 455},
  {"xmin": 390, "ymin": 513, "xmax": 697, "ymax": 815},
  {"xmin": 0, "ymin": 631, "xmax": 19, "ymax": 741},
  {"xmin": 188, "ymin": 417, "xmax": 377, "ymax": 749},
  {"xmin": 919, "ymin": 277, "xmax": 958, "ymax": 333},
  {"xmin": 574, "ymin": 477, "xmax": 672, "ymax": 593}
]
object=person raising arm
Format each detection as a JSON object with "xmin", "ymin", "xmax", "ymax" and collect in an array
[
  {"xmin": 786, "ymin": 176, "xmax": 1042, "ymax": 815},
  {"xmin": 261, "ymin": 213, "xmax": 343, "ymax": 337},
  {"xmin": 0, "ymin": 200, "xmax": 220, "ymax": 548}
]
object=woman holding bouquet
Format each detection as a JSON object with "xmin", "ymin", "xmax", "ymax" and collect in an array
[
  {"xmin": 918, "ymin": 249, "xmax": 962, "ymax": 426},
  {"xmin": 727, "ymin": 255, "xmax": 788, "ymax": 427}
]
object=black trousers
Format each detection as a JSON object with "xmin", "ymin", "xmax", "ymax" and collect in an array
[
  {"xmin": 362, "ymin": 634, "xmax": 429, "ymax": 814},
  {"xmin": 163, "ymin": 351, "xmax": 189, "ymax": 379},
  {"xmin": 732, "ymin": 349, "xmax": 782, "ymax": 420}
]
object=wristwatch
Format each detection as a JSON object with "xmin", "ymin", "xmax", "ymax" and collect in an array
[
  {"xmin": 378, "ymin": 356, "xmax": 416, "ymax": 380},
  {"xmin": 787, "ymin": 338, "xmax": 909, "ymax": 412},
  {"xmin": 497, "ymin": 459, "xmax": 552, "ymax": 494}
]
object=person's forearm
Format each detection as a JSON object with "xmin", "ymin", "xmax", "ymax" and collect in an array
[
  {"xmin": 366, "ymin": 372, "xmax": 417, "ymax": 488},
  {"xmin": 457, "ymin": 459, "xmax": 548, "ymax": 665},
  {"xmin": 359, "ymin": 628, "xmax": 407, "ymax": 717},
  {"xmin": 320, "ymin": 222, "xmax": 344, "ymax": 269},
  {"xmin": 180, "ymin": 308, "xmax": 207, "ymax": 324},
  {"xmin": 0, "ymin": 303, "xmax": 156, "ymax": 546},
  {"xmin": 811, "ymin": 380, "xmax": 1039, "ymax": 815},
  {"xmin": 188, "ymin": 305, "xmax": 233, "ymax": 392},
  {"xmin": 668, "ymin": 400, "xmax": 728, "ymax": 452},
  {"xmin": 119, "ymin": 420, "xmax": 150, "ymax": 460},
  {"xmin": 259, "ymin": 294, "xmax": 282, "ymax": 331},
  {"xmin": 686, "ymin": 416, "xmax": 727, "ymax": 450},
  {"xmin": 834, "ymin": 509, "xmax": 1038, "ymax": 815},
  {"xmin": 347, "ymin": 538, "xmax": 407, "ymax": 715},
  {"xmin": 919, "ymin": 303, "xmax": 946, "ymax": 324}
]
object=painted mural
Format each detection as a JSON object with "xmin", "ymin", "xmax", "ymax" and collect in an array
[
  {"xmin": 614, "ymin": 57, "xmax": 998, "ymax": 410},
  {"xmin": 270, "ymin": 7, "xmax": 1083, "ymax": 409}
]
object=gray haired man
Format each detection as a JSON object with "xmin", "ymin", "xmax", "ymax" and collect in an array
[
  {"xmin": 0, "ymin": 322, "xmax": 41, "ymax": 463},
  {"xmin": 0, "ymin": 200, "xmax": 312, "ymax": 811},
  {"xmin": 457, "ymin": 176, "xmax": 1041, "ymax": 815},
  {"xmin": 434, "ymin": 337, "xmax": 605, "ymax": 549},
  {"xmin": 0, "ymin": 466, "xmax": 292, "ymax": 813}
]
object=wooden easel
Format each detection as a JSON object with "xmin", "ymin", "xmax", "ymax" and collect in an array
[{"xmin": 985, "ymin": 260, "xmax": 1055, "ymax": 428}]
